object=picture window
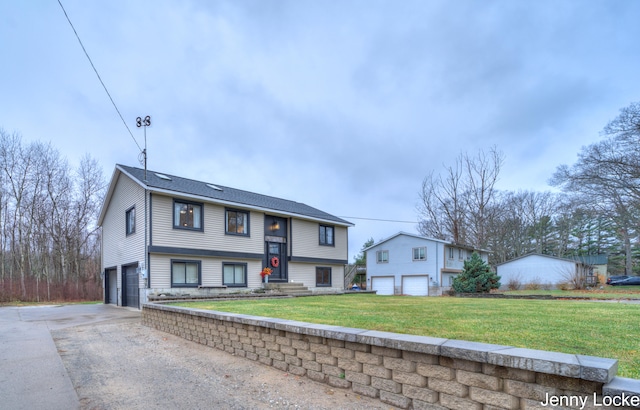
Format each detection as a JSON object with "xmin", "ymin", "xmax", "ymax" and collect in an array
[
  {"xmin": 319, "ymin": 225, "xmax": 334, "ymax": 246},
  {"xmin": 226, "ymin": 209, "xmax": 249, "ymax": 236},
  {"xmin": 223, "ymin": 263, "xmax": 247, "ymax": 287},
  {"xmin": 171, "ymin": 260, "xmax": 200, "ymax": 287},
  {"xmin": 173, "ymin": 200, "xmax": 203, "ymax": 230}
]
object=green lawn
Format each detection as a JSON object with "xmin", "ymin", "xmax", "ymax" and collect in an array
[
  {"xmin": 503, "ymin": 287, "xmax": 640, "ymax": 299},
  {"xmin": 174, "ymin": 294, "xmax": 640, "ymax": 379}
]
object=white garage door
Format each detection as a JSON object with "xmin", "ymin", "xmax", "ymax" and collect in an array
[
  {"xmin": 372, "ymin": 277, "xmax": 395, "ymax": 295},
  {"xmin": 402, "ymin": 275, "xmax": 429, "ymax": 296}
]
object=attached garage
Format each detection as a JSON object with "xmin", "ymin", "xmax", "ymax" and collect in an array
[
  {"xmin": 122, "ymin": 265, "xmax": 139, "ymax": 308},
  {"xmin": 104, "ymin": 268, "xmax": 117, "ymax": 304},
  {"xmin": 402, "ymin": 275, "xmax": 429, "ymax": 296},
  {"xmin": 371, "ymin": 276, "xmax": 395, "ymax": 295}
]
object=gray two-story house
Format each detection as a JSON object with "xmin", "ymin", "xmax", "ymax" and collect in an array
[{"xmin": 98, "ymin": 164, "xmax": 353, "ymax": 308}]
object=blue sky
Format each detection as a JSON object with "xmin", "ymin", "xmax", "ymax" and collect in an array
[{"xmin": 1, "ymin": 0, "xmax": 639, "ymax": 260}]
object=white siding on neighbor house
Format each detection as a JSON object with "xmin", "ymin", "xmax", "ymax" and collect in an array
[
  {"xmin": 150, "ymin": 194, "xmax": 264, "ymax": 254},
  {"xmin": 366, "ymin": 235, "xmax": 442, "ymax": 289},
  {"xmin": 291, "ymin": 219, "xmax": 347, "ymax": 261},
  {"xmin": 101, "ymin": 173, "xmax": 146, "ymax": 295},
  {"xmin": 443, "ymin": 246, "xmax": 486, "ymax": 270},
  {"xmin": 497, "ymin": 255, "xmax": 577, "ymax": 288}
]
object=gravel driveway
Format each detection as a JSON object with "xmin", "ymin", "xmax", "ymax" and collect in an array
[{"xmin": 53, "ymin": 309, "xmax": 397, "ymax": 409}]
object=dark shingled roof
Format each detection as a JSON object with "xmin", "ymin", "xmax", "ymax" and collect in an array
[{"xmin": 118, "ymin": 164, "xmax": 352, "ymax": 226}]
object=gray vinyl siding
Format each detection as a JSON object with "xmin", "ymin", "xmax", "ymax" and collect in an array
[
  {"xmin": 291, "ymin": 219, "xmax": 347, "ymax": 261},
  {"xmin": 150, "ymin": 254, "xmax": 263, "ymax": 288},
  {"xmin": 151, "ymin": 194, "xmax": 264, "ymax": 253},
  {"xmin": 288, "ymin": 263, "xmax": 344, "ymax": 289},
  {"xmin": 101, "ymin": 173, "xmax": 146, "ymax": 292}
]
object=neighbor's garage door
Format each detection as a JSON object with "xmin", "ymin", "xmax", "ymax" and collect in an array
[
  {"xmin": 402, "ymin": 275, "xmax": 429, "ymax": 296},
  {"xmin": 372, "ymin": 277, "xmax": 395, "ymax": 295}
]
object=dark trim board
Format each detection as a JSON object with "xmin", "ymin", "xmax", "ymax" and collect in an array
[
  {"xmin": 148, "ymin": 245, "xmax": 263, "ymax": 260},
  {"xmin": 289, "ymin": 256, "xmax": 348, "ymax": 265}
]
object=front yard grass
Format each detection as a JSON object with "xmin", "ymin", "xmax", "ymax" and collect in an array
[
  {"xmin": 502, "ymin": 287, "xmax": 640, "ymax": 299},
  {"xmin": 174, "ymin": 294, "xmax": 640, "ymax": 379}
]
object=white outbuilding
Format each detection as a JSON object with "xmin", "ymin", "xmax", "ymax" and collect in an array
[{"xmin": 496, "ymin": 254, "xmax": 592, "ymax": 289}]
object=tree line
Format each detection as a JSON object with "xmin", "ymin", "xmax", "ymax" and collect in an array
[
  {"xmin": 0, "ymin": 130, "xmax": 105, "ymax": 302},
  {"xmin": 418, "ymin": 102, "xmax": 640, "ymax": 275}
]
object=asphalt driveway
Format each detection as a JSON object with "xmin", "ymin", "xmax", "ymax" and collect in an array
[{"xmin": 0, "ymin": 304, "xmax": 140, "ymax": 410}]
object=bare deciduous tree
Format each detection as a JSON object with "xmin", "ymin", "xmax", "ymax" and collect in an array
[
  {"xmin": 0, "ymin": 129, "xmax": 105, "ymax": 302},
  {"xmin": 417, "ymin": 147, "xmax": 503, "ymax": 249}
]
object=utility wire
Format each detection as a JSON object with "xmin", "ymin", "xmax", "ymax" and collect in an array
[
  {"xmin": 57, "ymin": 0, "xmax": 142, "ymax": 153},
  {"xmin": 338, "ymin": 216, "xmax": 417, "ymax": 224}
]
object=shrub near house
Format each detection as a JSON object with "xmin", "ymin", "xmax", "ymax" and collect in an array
[{"xmin": 452, "ymin": 252, "xmax": 500, "ymax": 293}]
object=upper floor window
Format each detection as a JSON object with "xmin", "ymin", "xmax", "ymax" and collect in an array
[
  {"xmin": 223, "ymin": 263, "xmax": 247, "ymax": 287},
  {"xmin": 173, "ymin": 200, "xmax": 203, "ymax": 230},
  {"xmin": 226, "ymin": 209, "xmax": 249, "ymax": 236},
  {"xmin": 125, "ymin": 206, "xmax": 135, "ymax": 235},
  {"xmin": 171, "ymin": 260, "xmax": 200, "ymax": 287},
  {"xmin": 412, "ymin": 247, "xmax": 426, "ymax": 261},
  {"xmin": 448, "ymin": 247, "xmax": 454, "ymax": 260},
  {"xmin": 319, "ymin": 225, "xmax": 334, "ymax": 246},
  {"xmin": 458, "ymin": 249, "xmax": 464, "ymax": 261},
  {"xmin": 376, "ymin": 250, "xmax": 389, "ymax": 263}
]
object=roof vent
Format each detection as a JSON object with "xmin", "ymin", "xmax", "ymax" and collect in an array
[
  {"xmin": 154, "ymin": 173, "xmax": 172, "ymax": 181},
  {"xmin": 206, "ymin": 183, "xmax": 223, "ymax": 191}
]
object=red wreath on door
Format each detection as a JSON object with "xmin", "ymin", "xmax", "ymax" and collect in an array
[{"xmin": 270, "ymin": 256, "xmax": 280, "ymax": 268}]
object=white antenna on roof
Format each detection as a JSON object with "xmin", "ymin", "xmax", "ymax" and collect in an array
[{"xmin": 136, "ymin": 115, "xmax": 151, "ymax": 181}]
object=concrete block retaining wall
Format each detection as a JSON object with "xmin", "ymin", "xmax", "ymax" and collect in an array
[{"xmin": 142, "ymin": 303, "xmax": 640, "ymax": 409}]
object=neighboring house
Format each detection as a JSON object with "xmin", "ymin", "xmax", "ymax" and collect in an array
[
  {"xmin": 567, "ymin": 254, "xmax": 608, "ymax": 280},
  {"xmin": 364, "ymin": 232, "xmax": 490, "ymax": 296},
  {"xmin": 496, "ymin": 254, "xmax": 592, "ymax": 289},
  {"xmin": 98, "ymin": 164, "xmax": 353, "ymax": 308}
]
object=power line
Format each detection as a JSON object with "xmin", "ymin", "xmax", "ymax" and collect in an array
[
  {"xmin": 57, "ymin": 0, "xmax": 142, "ymax": 153},
  {"xmin": 338, "ymin": 216, "xmax": 417, "ymax": 224}
]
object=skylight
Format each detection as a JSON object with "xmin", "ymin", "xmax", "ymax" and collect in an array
[
  {"xmin": 206, "ymin": 183, "xmax": 223, "ymax": 191},
  {"xmin": 154, "ymin": 173, "xmax": 172, "ymax": 181}
]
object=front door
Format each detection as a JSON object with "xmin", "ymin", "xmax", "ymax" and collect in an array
[
  {"xmin": 266, "ymin": 242, "xmax": 287, "ymax": 281},
  {"xmin": 264, "ymin": 216, "xmax": 287, "ymax": 282}
]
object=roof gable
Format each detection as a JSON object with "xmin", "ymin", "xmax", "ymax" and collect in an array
[
  {"xmin": 496, "ymin": 253, "xmax": 588, "ymax": 267},
  {"xmin": 364, "ymin": 231, "xmax": 457, "ymax": 252},
  {"xmin": 98, "ymin": 164, "xmax": 353, "ymax": 227}
]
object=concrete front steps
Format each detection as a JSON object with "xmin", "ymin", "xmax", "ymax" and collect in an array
[{"xmin": 264, "ymin": 282, "xmax": 313, "ymax": 296}]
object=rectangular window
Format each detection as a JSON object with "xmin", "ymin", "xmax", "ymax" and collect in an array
[
  {"xmin": 412, "ymin": 247, "xmax": 426, "ymax": 261},
  {"xmin": 173, "ymin": 200, "xmax": 203, "ymax": 230},
  {"xmin": 125, "ymin": 206, "xmax": 135, "ymax": 235},
  {"xmin": 319, "ymin": 225, "xmax": 334, "ymax": 246},
  {"xmin": 226, "ymin": 209, "xmax": 249, "ymax": 236},
  {"xmin": 458, "ymin": 249, "xmax": 464, "ymax": 261},
  {"xmin": 171, "ymin": 260, "xmax": 200, "ymax": 287},
  {"xmin": 376, "ymin": 250, "xmax": 389, "ymax": 263},
  {"xmin": 223, "ymin": 263, "xmax": 247, "ymax": 287},
  {"xmin": 448, "ymin": 248, "xmax": 454, "ymax": 260},
  {"xmin": 316, "ymin": 267, "xmax": 331, "ymax": 286}
]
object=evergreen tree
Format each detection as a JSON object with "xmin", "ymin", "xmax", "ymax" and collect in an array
[{"xmin": 452, "ymin": 252, "xmax": 501, "ymax": 293}]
